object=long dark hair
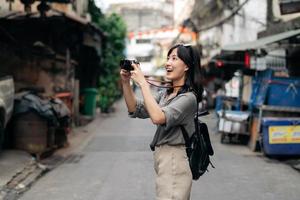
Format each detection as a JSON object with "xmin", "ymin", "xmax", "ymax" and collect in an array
[{"xmin": 167, "ymin": 44, "xmax": 204, "ymax": 102}]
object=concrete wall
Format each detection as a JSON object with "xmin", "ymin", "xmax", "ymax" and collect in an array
[
  {"xmin": 200, "ymin": 0, "xmax": 267, "ymax": 62},
  {"xmin": 173, "ymin": 0, "xmax": 195, "ymax": 27},
  {"xmin": 0, "ymin": 0, "xmax": 9, "ymax": 11},
  {"xmin": 228, "ymin": 0, "xmax": 266, "ymax": 45}
]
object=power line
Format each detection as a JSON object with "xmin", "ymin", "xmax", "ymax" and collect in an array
[
  {"xmin": 197, "ymin": 0, "xmax": 251, "ymax": 32},
  {"xmin": 223, "ymin": 0, "xmax": 266, "ymax": 27},
  {"xmin": 172, "ymin": 0, "xmax": 251, "ymax": 45}
]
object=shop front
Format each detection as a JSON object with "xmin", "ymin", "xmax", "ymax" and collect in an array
[{"xmin": 212, "ymin": 29, "xmax": 300, "ymax": 156}]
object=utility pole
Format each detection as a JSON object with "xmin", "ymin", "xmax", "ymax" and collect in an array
[
  {"xmin": 7, "ymin": 0, "xmax": 14, "ymax": 11},
  {"xmin": 267, "ymin": 0, "xmax": 275, "ymax": 27}
]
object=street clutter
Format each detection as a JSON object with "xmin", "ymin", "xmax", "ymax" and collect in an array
[
  {"xmin": 215, "ymin": 69, "xmax": 300, "ymax": 155},
  {"xmin": 12, "ymin": 92, "xmax": 71, "ymax": 158},
  {"xmin": 0, "ymin": 112, "xmax": 102, "ymax": 200}
]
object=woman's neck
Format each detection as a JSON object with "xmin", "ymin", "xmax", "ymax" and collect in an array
[
  {"xmin": 172, "ymin": 78, "xmax": 185, "ymax": 94},
  {"xmin": 173, "ymin": 87, "xmax": 180, "ymax": 94}
]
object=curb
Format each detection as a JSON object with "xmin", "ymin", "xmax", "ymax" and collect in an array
[{"xmin": 0, "ymin": 161, "xmax": 47, "ymax": 200}]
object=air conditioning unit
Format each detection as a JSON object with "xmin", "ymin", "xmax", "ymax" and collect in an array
[{"xmin": 279, "ymin": 0, "xmax": 300, "ymax": 15}]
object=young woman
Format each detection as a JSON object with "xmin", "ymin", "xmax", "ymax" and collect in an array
[{"xmin": 120, "ymin": 44, "xmax": 203, "ymax": 200}]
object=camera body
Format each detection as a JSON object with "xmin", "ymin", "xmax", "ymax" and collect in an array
[{"xmin": 120, "ymin": 59, "xmax": 139, "ymax": 71}]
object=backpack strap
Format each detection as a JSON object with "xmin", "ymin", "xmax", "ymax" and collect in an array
[
  {"xmin": 199, "ymin": 122, "xmax": 214, "ymax": 156},
  {"xmin": 180, "ymin": 91, "xmax": 199, "ymax": 148},
  {"xmin": 180, "ymin": 125, "xmax": 190, "ymax": 147},
  {"xmin": 180, "ymin": 125, "xmax": 192, "ymax": 158}
]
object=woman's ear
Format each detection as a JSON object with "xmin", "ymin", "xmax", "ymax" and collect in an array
[{"xmin": 184, "ymin": 66, "xmax": 189, "ymax": 71}]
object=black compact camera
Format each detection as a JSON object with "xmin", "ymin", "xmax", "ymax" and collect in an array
[{"xmin": 120, "ymin": 59, "xmax": 139, "ymax": 71}]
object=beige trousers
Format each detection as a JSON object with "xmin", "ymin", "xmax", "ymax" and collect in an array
[{"xmin": 154, "ymin": 145, "xmax": 192, "ymax": 200}]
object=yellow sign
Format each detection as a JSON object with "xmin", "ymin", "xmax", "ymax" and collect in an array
[{"xmin": 269, "ymin": 126, "xmax": 300, "ymax": 144}]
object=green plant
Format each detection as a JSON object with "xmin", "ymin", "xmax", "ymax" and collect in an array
[
  {"xmin": 88, "ymin": 1, "xmax": 127, "ymax": 112},
  {"xmin": 98, "ymin": 74, "xmax": 122, "ymax": 112}
]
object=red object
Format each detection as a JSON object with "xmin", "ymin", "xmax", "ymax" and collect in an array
[
  {"xmin": 55, "ymin": 92, "xmax": 73, "ymax": 113},
  {"xmin": 128, "ymin": 32, "xmax": 134, "ymax": 40},
  {"xmin": 216, "ymin": 60, "xmax": 224, "ymax": 68},
  {"xmin": 244, "ymin": 52, "xmax": 250, "ymax": 68}
]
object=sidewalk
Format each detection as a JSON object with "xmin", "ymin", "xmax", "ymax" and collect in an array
[
  {"xmin": 0, "ymin": 150, "xmax": 33, "ymax": 190},
  {"xmin": 0, "ymin": 112, "xmax": 105, "ymax": 200},
  {"xmin": 0, "ymin": 150, "xmax": 43, "ymax": 200}
]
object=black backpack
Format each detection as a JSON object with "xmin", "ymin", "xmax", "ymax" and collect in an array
[{"xmin": 180, "ymin": 110, "xmax": 215, "ymax": 180}]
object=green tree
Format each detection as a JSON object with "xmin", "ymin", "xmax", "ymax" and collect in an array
[{"xmin": 88, "ymin": 0, "xmax": 127, "ymax": 112}]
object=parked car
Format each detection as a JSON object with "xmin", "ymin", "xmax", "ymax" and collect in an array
[{"xmin": 0, "ymin": 76, "xmax": 14, "ymax": 148}]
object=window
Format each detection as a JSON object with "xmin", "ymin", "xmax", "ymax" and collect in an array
[
  {"xmin": 136, "ymin": 56, "xmax": 152, "ymax": 62},
  {"xmin": 136, "ymin": 39, "xmax": 151, "ymax": 44}
]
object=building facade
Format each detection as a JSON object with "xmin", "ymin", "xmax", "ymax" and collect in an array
[
  {"xmin": 190, "ymin": 0, "xmax": 267, "ymax": 65},
  {"xmin": 0, "ymin": 0, "xmax": 103, "ymax": 119},
  {"xmin": 106, "ymin": 0, "xmax": 173, "ymax": 32}
]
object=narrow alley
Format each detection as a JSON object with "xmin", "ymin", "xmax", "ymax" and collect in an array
[
  {"xmin": 1, "ymin": 0, "xmax": 300, "ymax": 200},
  {"xmin": 17, "ymin": 90, "xmax": 300, "ymax": 200}
]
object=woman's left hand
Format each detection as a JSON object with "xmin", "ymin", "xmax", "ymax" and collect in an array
[{"xmin": 130, "ymin": 63, "xmax": 147, "ymax": 87}]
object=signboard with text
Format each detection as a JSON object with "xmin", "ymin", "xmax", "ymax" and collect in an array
[{"xmin": 269, "ymin": 126, "xmax": 300, "ymax": 144}]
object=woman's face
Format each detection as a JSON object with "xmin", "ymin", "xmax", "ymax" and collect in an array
[{"xmin": 165, "ymin": 48, "xmax": 188, "ymax": 82}]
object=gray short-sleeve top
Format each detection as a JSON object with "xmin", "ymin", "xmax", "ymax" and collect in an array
[{"xmin": 129, "ymin": 90, "xmax": 197, "ymax": 151}]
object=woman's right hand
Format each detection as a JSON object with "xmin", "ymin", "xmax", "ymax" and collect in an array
[{"xmin": 120, "ymin": 69, "xmax": 131, "ymax": 84}]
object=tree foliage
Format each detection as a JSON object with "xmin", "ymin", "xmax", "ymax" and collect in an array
[{"xmin": 88, "ymin": 0, "xmax": 127, "ymax": 112}]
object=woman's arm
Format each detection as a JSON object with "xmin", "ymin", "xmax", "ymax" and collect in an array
[
  {"xmin": 122, "ymin": 81, "xmax": 137, "ymax": 113},
  {"xmin": 140, "ymin": 81, "xmax": 166, "ymax": 124},
  {"xmin": 130, "ymin": 65, "xmax": 166, "ymax": 125},
  {"xmin": 120, "ymin": 69, "xmax": 137, "ymax": 113}
]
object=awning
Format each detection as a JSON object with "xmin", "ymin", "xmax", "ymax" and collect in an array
[
  {"xmin": 222, "ymin": 29, "xmax": 300, "ymax": 51},
  {"xmin": 0, "ymin": 10, "xmax": 105, "ymax": 54}
]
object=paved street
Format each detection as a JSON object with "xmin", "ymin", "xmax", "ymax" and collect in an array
[{"xmin": 19, "ymin": 93, "xmax": 300, "ymax": 200}]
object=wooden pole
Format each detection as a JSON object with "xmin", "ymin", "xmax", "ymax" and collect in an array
[{"xmin": 73, "ymin": 80, "xmax": 80, "ymax": 126}]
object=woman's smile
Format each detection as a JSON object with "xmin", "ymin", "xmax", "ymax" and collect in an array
[{"xmin": 165, "ymin": 67, "xmax": 173, "ymax": 76}]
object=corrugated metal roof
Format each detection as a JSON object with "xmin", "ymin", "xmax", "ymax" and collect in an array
[{"xmin": 222, "ymin": 29, "xmax": 300, "ymax": 51}]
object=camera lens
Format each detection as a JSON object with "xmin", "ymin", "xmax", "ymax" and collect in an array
[{"xmin": 120, "ymin": 59, "xmax": 135, "ymax": 71}]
